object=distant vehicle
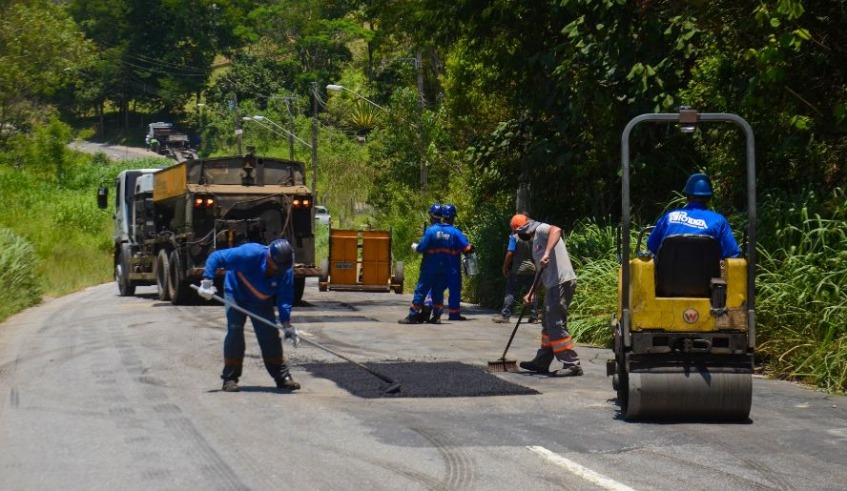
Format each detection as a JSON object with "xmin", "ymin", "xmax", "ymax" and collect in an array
[
  {"xmin": 315, "ymin": 205, "xmax": 331, "ymax": 225},
  {"xmin": 146, "ymin": 122, "xmax": 197, "ymax": 161}
]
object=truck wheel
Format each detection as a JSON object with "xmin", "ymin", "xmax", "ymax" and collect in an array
[
  {"xmin": 155, "ymin": 249, "xmax": 170, "ymax": 301},
  {"xmin": 294, "ymin": 277, "xmax": 306, "ymax": 304},
  {"xmin": 116, "ymin": 244, "xmax": 136, "ymax": 297},
  {"xmin": 168, "ymin": 250, "xmax": 191, "ymax": 305}
]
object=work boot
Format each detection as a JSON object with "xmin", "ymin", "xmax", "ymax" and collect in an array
[
  {"xmin": 419, "ymin": 305, "xmax": 433, "ymax": 323},
  {"xmin": 398, "ymin": 315, "xmax": 422, "ymax": 325},
  {"xmin": 519, "ymin": 360, "xmax": 550, "ymax": 374},
  {"xmin": 427, "ymin": 315, "xmax": 442, "ymax": 325},
  {"xmin": 222, "ymin": 380, "xmax": 240, "ymax": 392},
  {"xmin": 527, "ymin": 316, "xmax": 538, "ymax": 324},
  {"xmin": 561, "ymin": 364, "xmax": 584, "ymax": 376},
  {"xmin": 276, "ymin": 374, "xmax": 301, "ymax": 390},
  {"xmin": 448, "ymin": 315, "xmax": 468, "ymax": 321},
  {"xmin": 492, "ymin": 315, "xmax": 511, "ymax": 323}
]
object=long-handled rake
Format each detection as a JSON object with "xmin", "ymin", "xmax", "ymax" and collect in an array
[
  {"xmin": 191, "ymin": 284, "xmax": 402, "ymax": 394},
  {"xmin": 487, "ymin": 268, "xmax": 543, "ymax": 373}
]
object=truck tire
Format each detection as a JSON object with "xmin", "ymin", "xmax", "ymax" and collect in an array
[
  {"xmin": 116, "ymin": 244, "xmax": 136, "ymax": 297},
  {"xmin": 155, "ymin": 249, "xmax": 170, "ymax": 301},
  {"xmin": 168, "ymin": 249, "xmax": 191, "ymax": 305},
  {"xmin": 294, "ymin": 277, "xmax": 306, "ymax": 304}
]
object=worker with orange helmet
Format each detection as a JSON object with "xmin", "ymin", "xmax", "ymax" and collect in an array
[{"xmin": 511, "ymin": 213, "xmax": 583, "ymax": 376}]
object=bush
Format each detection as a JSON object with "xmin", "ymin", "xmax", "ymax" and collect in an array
[{"xmin": 0, "ymin": 227, "xmax": 41, "ymax": 322}]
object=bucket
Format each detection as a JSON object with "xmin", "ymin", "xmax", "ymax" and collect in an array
[{"xmin": 463, "ymin": 252, "xmax": 479, "ymax": 276}]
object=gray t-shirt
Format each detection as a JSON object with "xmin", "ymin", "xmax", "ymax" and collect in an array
[{"xmin": 531, "ymin": 222, "xmax": 577, "ymax": 288}]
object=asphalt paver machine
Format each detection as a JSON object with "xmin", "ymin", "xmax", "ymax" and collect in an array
[{"xmin": 608, "ymin": 108, "xmax": 757, "ymax": 421}]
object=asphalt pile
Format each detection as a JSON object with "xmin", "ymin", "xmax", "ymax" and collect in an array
[{"xmin": 302, "ymin": 361, "xmax": 540, "ymax": 398}]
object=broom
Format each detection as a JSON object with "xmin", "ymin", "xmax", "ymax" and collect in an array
[{"xmin": 487, "ymin": 268, "xmax": 542, "ymax": 373}]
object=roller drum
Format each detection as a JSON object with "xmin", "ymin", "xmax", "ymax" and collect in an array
[{"xmin": 626, "ymin": 369, "xmax": 752, "ymax": 421}]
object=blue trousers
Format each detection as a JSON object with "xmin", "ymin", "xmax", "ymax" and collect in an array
[
  {"xmin": 222, "ymin": 293, "xmax": 285, "ymax": 382},
  {"xmin": 410, "ymin": 271, "xmax": 447, "ymax": 319}
]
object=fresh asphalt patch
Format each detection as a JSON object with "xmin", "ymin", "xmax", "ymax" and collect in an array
[{"xmin": 301, "ymin": 361, "xmax": 540, "ymax": 398}]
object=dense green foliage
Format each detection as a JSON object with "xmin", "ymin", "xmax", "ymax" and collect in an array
[
  {"xmin": 0, "ymin": 227, "xmax": 41, "ymax": 322},
  {"xmin": 0, "ymin": 0, "xmax": 845, "ymax": 392}
]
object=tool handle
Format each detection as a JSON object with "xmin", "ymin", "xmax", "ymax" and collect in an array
[
  {"xmin": 189, "ymin": 284, "xmax": 399, "ymax": 386},
  {"xmin": 499, "ymin": 267, "xmax": 543, "ymax": 361}
]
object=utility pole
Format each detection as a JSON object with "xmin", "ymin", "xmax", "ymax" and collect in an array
[
  {"xmin": 310, "ymin": 82, "xmax": 318, "ymax": 203},
  {"xmin": 285, "ymin": 96, "xmax": 295, "ymax": 160},
  {"xmin": 233, "ymin": 91, "xmax": 243, "ymax": 155},
  {"xmin": 415, "ymin": 51, "xmax": 427, "ymax": 193}
]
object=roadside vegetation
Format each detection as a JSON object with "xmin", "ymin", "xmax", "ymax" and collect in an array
[{"xmin": 0, "ymin": 1, "xmax": 844, "ymax": 394}]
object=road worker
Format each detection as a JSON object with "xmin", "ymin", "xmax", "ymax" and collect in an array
[
  {"xmin": 512, "ymin": 214, "xmax": 583, "ymax": 376},
  {"xmin": 493, "ymin": 212, "xmax": 539, "ymax": 324},
  {"xmin": 646, "ymin": 173, "xmax": 741, "ymax": 259},
  {"xmin": 439, "ymin": 204, "xmax": 474, "ymax": 321},
  {"xmin": 400, "ymin": 204, "xmax": 451, "ymax": 324},
  {"xmin": 197, "ymin": 239, "xmax": 301, "ymax": 392}
]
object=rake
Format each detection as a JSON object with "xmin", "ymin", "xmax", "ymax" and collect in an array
[{"xmin": 487, "ymin": 268, "xmax": 542, "ymax": 373}]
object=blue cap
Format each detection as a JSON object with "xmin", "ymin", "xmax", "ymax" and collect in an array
[
  {"xmin": 429, "ymin": 203, "xmax": 442, "ymax": 217},
  {"xmin": 440, "ymin": 204, "xmax": 456, "ymax": 218},
  {"xmin": 683, "ymin": 173, "xmax": 713, "ymax": 197},
  {"xmin": 268, "ymin": 239, "xmax": 294, "ymax": 270}
]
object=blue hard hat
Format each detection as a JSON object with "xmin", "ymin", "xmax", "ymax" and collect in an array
[
  {"xmin": 268, "ymin": 238, "xmax": 294, "ymax": 270},
  {"xmin": 683, "ymin": 173, "xmax": 713, "ymax": 197},
  {"xmin": 440, "ymin": 204, "xmax": 456, "ymax": 218},
  {"xmin": 429, "ymin": 203, "xmax": 442, "ymax": 217}
]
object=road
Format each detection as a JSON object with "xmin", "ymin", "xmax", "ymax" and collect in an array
[
  {"xmin": 70, "ymin": 141, "xmax": 156, "ymax": 161},
  {"xmin": 1, "ymin": 281, "xmax": 845, "ymax": 490}
]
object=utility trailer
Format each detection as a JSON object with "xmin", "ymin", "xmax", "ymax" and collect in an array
[{"xmin": 318, "ymin": 228, "xmax": 404, "ymax": 293}]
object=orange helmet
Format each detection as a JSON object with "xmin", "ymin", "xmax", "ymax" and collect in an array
[{"xmin": 510, "ymin": 213, "xmax": 529, "ymax": 233}]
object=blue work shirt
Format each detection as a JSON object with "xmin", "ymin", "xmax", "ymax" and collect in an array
[
  {"xmin": 415, "ymin": 223, "xmax": 455, "ymax": 274},
  {"xmin": 646, "ymin": 202, "xmax": 741, "ymax": 258},
  {"xmin": 203, "ymin": 243, "xmax": 294, "ymax": 322},
  {"xmin": 439, "ymin": 223, "xmax": 472, "ymax": 272}
]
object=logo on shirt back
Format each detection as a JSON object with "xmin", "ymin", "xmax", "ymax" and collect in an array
[{"xmin": 667, "ymin": 211, "xmax": 707, "ymax": 229}]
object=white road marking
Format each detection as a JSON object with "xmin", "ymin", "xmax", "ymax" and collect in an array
[{"xmin": 527, "ymin": 446, "xmax": 637, "ymax": 491}]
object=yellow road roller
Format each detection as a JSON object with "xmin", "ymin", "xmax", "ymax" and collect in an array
[{"xmin": 608, "ymin": 108, "xmax": 756, "ymax": 421}]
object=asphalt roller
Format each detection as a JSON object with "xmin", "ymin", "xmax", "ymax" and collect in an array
[{"xmin": 609, "ymin": 109, "xmax": 757, "ymax": 421}]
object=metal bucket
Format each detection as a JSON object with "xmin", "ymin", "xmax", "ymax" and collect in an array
[{"xmin": 463, "ymin": 252, "xmax": 479, "ymax": 276}]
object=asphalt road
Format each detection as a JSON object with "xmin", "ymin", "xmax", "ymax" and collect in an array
[
  {"xmin": 1, "ymin": 281, "xmax": 846, "ymax": 491},
  {"xmin": 69, "ymin": 141, "xmax": 156, "ymax": 161}
]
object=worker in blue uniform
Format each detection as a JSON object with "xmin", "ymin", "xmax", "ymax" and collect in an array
[
  {"xmin": 400, "ymin": 204, "xmax": 452, "ymax": 324},
  {"xmin": 440, "ymin": 204, "xmax": 474, "ymax": 321},
  {"xmin": 646, "ymin": 173, "xmax": 741, "ymax": 259},
  {"xmin": 197, "ymin": 239, "xmax": 301, "ymax": 392}
]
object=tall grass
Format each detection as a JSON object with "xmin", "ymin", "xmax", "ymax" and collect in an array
[
  {"xmin": 567, "ymin": 219, "xmax": 619, "ymax": 347},
  {"xmin": 0, "ymin": 142, "xmax": 164, "ymax": 312},
  {"xmin": 0, "ymin": 227, "xmax": 41, "ymax": 321},
  {"xmin": 755, "ymin": 190, "xmax": 847, "ymax": 392}
]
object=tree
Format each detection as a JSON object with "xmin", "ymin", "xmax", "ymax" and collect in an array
[{"xmin": 0, "ymin": 1, "xmax": 93, "ymax": 150}]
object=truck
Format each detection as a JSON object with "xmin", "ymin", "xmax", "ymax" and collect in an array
[
  {"xmin": 98, "ymin": 150, "xmax": 321, "ymax": 304},
  {"xmin": 146, "ymin": 122, "xmax": 197, "ymax": 161}
]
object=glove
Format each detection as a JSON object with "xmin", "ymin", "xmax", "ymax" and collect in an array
[
  {"xmin": 281, "ymin": 321, "xmax": 300, "ymax": 348},
  {"xmin": 411, "ymin": 242, "xmax": 419, "ymax": 252},
  {"xmin": 197, "ymin": 278, "xmax": 217, "ymax": 300}
]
